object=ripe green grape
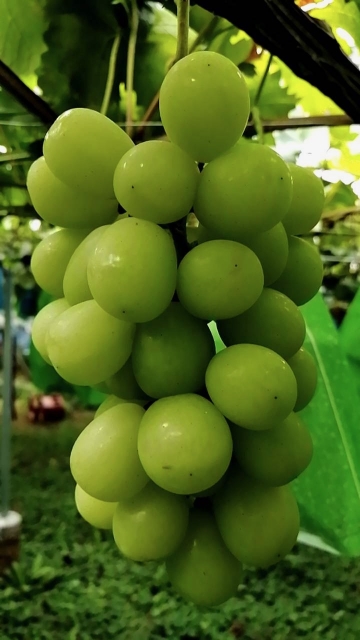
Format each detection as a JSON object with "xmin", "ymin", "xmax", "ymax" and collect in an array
[
  {"xmin": 27, "ymin": 157, "xmax": 118, "ymax": 228},
  {"xmin": 205, "ymin": 344, "xmax": 297, "ymax": 429},
  {"xmin": 272, "ymin": 236, "xmax": 323, "ymax": 306},
  {"xmin": 214, "ymin": 469, "xmax": 300, "ymax": 567},
  {"xmin": 70, "ymin": 403, "xmax": 148, "ymax": 502},
  {"xmin": 31, "ymin": 298, "xmax": 70, "ymax": 364},
  {"xmin": 131, "ymin": 302, "xmax": 215, "ymax": 398},
  {"xmin": 176, "ymin": 240, "xmax": 264, "ymax": 320},
  {"xmin": 43, "ymin": 108, "xmax": 134, "ymax": 198},
  {"xmin": 217, "ymin": 288, "xmax": 306, "ymax": 360},
  {"xmin": 88, "ymin": 217, "xmax": 177, "ymax": 323},
  {"xmin": 282, "ymin": 163, "xmax": 324, "ymax": 235},
  {"xmin": 46, "ymin": 300, "xmax": 134, "ymax": 385},
  {"xmin": 94, "ymin": 395, "xmax": 126, "ymax": 418},
  {"xmin": 31, "ymin": 228, "xmax": 89, "ymax": 298},
  {"xmin": 243, "ymin": 223, "xmax": 289, "ymax": 286},
  {"xmin": 137, "ymin": 394, "xmax": 232, "ymax": 495},
  {"xmin": 231, "ymin": 412, "xmax": 313, "ymax": 486},
  {"xmin": 159, "ymin": 51, "xmax": 249, "ymax": 163},
  {"xmin": 74, "ymin": 484, "xmax": 117, "ymax": 529},
  {"xmin": 63, "ymin": 225, "xmax": 109, "ymax": 305},
  {"xmin": 288, "ymin": 347, "xmax": 318, "ymax": 411},
  {"xmin": 166, "ymin": 509, "xmax": 242, "ymax": 607},
  {"xmin": 112, "ymin": 482, "xmax": 189, "ymax": 561},
  {"xmin": 194, "ymin": 143, "xmax": 293, "ymax": 240},
  {"xmin": 105, "ymin": 358, "xmax": 148, "ymax": 402},
  {"xmin": 113, "ymin": 140, "xmax": 199, "ymax": 224}
]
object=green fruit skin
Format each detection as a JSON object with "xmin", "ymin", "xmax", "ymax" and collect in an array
[
  {"xmin": 63, "ymin": 225, "xmax": 109, "ymax": 305},
  {"xmin": 272, "ymin": 236, "xmax": 323, "ymax": 306},
  {"xmin": 282, "ymin": 163, "xmax": 325, "ymax": 236},
  {"xmin": 105, "ymin": 358, "xmax": 148, "ymax": 402},
  {"xmin": 287, "ymin": 347, "xmax": 318, "ymax": 411},
  {"xmin": 74, "ymin": 484, "xmax": 117, "ymax": 530},
  {"xmin": 31, "ymin": 298, "xmax": 70, "ymax": 364},
  {"xmin": 113, "ymin": 482, "xmax": 189, "ymax": 562},
  {"xmin": 214, "ymin": 469, "xmax": 300, "ymax": 568},
  {"xmin": 166, "ymin": 509, "xmax": 242, "ymax": 607},
  {"xmin": 217, "ymin": 288, "xmax": 306, "ymax": 360},
  {"xmin": 231, "ymin": 412, "xmax": 313, "ymax": 487}
]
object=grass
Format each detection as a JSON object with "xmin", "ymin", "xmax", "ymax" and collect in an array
[{"xmin": 1, "ymin": 420, "xmax": 360, "ymax": 639}]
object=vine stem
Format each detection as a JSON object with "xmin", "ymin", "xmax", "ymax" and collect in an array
[
  {"xmin": 253, "ymin": 53, "xmax": 273, "ymax": 143},
  {"xmin": 126, "ymin": 0, "xmax": 140, "ymax": 137},
  {"xmin": 174, "ymin": 0, "xmax": 190, "ymax": 62},
  {"xmin": 100, "ymin": 32, "xmax": 121, "ymax": 116}
]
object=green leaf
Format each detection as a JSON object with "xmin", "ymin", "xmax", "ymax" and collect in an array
[
  {"xmin": 247, "ymin": 64, "xmax": 296, "ymax": 119},
  {"xmin": 208, "ymin": 25, "xmax": 253, "ymax": 65},
  {"xmin": 277, "ymin": 60, "xmax": 342, "ymax": 115},
  {"xmin": 312, "ymin": 0, "xmax": 360, "ymax": 51},
  {"xmin": 0, "ymin": 0, "xmax": 46, "ymax": 77}
]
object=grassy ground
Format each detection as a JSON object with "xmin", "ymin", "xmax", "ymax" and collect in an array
[{"xmin": 1, "ymin": 420, "xmax": 360, "ymax": 640}]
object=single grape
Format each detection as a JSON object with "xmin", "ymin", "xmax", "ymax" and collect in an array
[
  {"xmin": 217, "ymin": 288, "xmax": 306, "ymax": 360},
  {"xmin": 31, "ymin": 298, "xmax": 70, "ymax": 364},
  {"xmin": 113, "ymin": 140, "xmax": 199, "ymax": 224},
  {"xmin": 70, "ymin": 403, "xmax": 148, "ymax": 502},
  {"xmin": 272, "ymin": 236, "xmax": 323, "ymax": 306},
  {"xmin": 113, "ymin": 482, "xmax": 189, "ymax": 561},
  {"xmin": 159, "ymin": 51, "xmax": 249, "ymax": 163},
  {"xmin": 231, "ymin": 412, "xmax": 313, "ymax": 486},
  {"xmin": 63, "ymin": 225, "xmax": 109, "ymax": 305},
  {"xmin": 176, "ymin": 240, "xmax": 264, "ymax": 320},
  {"xmin": 131, "ymin": 302, "xmax": 215, "ymax": 398},
  {"xmin": 282, "ymin": 163, "xmax": 324, "ymax": 235},
  {"xmin": 288, "ymin": 347, "xmax": 318, "ymax": 411},
  {"xmin": 88, "ymin": 217, "xmax": 177, "ymax": 323},
  {"xmin": 205, "ymin": 344, "xmax": 297, "ymax": 429},
  {"xmin": 137, "ymin": 394, "xmax": 232, "ymax": 495},
  {"xmin": 243, "ymin": 223, "xmax": 289, "ymax": 286},
  {"xmin": 194, "ymin": 143, "xmax": 293, "ymax": 240},
  {"xmin": 46, "ymin": 300, "xmax": 135, "ymax": 386},
  {"xmin": 31, "ymin": 228, "xmax": 89, "ymax": 298},
  {"xmin": 94, "ymin": 395, "xmax": 126, "ymax": 418},
  {"xmin": 26, "ymin": 157, "xmax": 118, "ymax": 228},
  {"xmin": 166, "ymin": 509, "xmax": 242, "ymax": 606},
  {"xmin": 214, "ymin": 469, "xmax": 300, "ymax": 567},
  {"xmin": 43, "ymin": 108, "xmax": 134, "ymax": 198},
  {"xmin": 105, "ymin": 358, "xmax": 148, "ymax": 401},
  {"xmin": 74, "ymin": 484, "xmax": 117, "ymax": 529}
]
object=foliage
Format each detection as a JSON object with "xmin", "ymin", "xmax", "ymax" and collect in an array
[{"xmin": 1, "ymin": 424, "xmax": 360, "ymax": 639}]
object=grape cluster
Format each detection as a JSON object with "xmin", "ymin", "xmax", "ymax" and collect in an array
[{"xmin": 28, "ymin": 50, "xmax": 323, "ymax": 607}]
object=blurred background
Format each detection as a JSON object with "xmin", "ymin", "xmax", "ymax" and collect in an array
[{"xmin": 2, "ymin": 0, "xmax": 360, "ymax": 638}]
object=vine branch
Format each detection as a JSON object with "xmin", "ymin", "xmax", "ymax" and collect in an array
[
  {"xmin": 125, "ymin": 0, "xmax": 139, "ymax": 137},
  {"xmin": 0, "ymin": 61, "xmax": 57, "ymax": 126},
  {"xmin": 100, "ymin": 32, "xmax": 121, "ymax": 116}
]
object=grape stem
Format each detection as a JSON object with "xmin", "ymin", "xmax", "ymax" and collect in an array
[
  {"xmin": 100, "ymin": 32, "xmax": 121, "ymax": 116},
  {"xmin": 174, "ymin": 0, "xmax": 190, "ymax": 62},
  {"xmin": 252, "ymin": 53, "xmax": 273, "ymax": 144},
  {"xmin": 125, "ymin": 0, "xmax": 139, "ymax": 138}
]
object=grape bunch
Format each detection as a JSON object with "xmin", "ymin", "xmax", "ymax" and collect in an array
[{"xmin": 28, "ymin": 50, "xmax": 323, "ymax": 607}]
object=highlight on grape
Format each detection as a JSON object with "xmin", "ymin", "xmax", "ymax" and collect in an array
[{"xmin": 27, "ymin": 49, "xmax": 323, "ymax": 607}]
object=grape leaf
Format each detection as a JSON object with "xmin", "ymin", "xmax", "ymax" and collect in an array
[
  {"xmin": 208, "ymin": 25, "xmax": 253, "ymax": 65},
  {"xmin": 311, "ymin": 0, "xmax": 360, "ymax": 51},
  {"xmin": 247, "ymin": 67, "xmax": 296, "ymax": 119},
  {"xmin": 0, "ymin": 0, "xmax": 46, "ymax": 77},
  {"xmin": 277, "ymin": 60, "xmax": 342, "ymax": 115}
]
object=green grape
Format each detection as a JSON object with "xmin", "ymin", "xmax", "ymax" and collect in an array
[
  {"xmin": 63, "ymin": 225, "xmax": 109, "ymax": 305},
  {"xmin": 94, "ymin": 395, "xmax": 126, "ymax": 418},
  {"xmin": 137, "ymin": 394, "xmax": 232, "ymax": 495},
  {"xmin": 214, "ymin": 469, "xmax": 300, "ymax": 567},
  {"xmin": 205, "ymin": 344, "xmax": 297, "ymax": 429},
  {"xmin": 88, "ymin": 217, "xmax": 177, "ymax": 323},
  {"xmin": 131, "ymin": 302, "xmax": 215, "ymax": 398},
  {"xmin": 194, "ymin": 143, "xmax": 293, "ymax": 240},
  {"xmin": 26, "ymin": 157, "xmax": 118, "ymax": 228},
  {"xmin": 31, "ymin": 228, "xmax": 89, "ymax": 298},
  {"xmin": 70, "ymin": 403, "xmax": 148, "ymax": 502},
  {"xmin": 217, "ymin": 288, "xmax": 306, "ymax": 360},
  {"xmin": 166, "ymin": 509, "xmax": 242, "ymax": 607},
  {"xmin": 43, "ymin": 108, "xmax": 134, "ymax": 199},
  {"xmin": 31, "ymin": 298, "xmax": 70, "ymax": 364},
  {"xmin": 272, "ymin": 236, "xmax": 323, "ymax": 306},
  {"xmin": 176, "ymin": 240, "xmax": 264, "ymax": 321},
  {"xmin": 159, "ymin": 51, "xmax": 249, "ymax": 163},
  {"xmin": 288, "ymin": 347, "xmax": 318, "ymax": 411},
  {"xmin": 231, "ymin": 412, "xmax": 313, "ymax": 486},
  {"xmin": 112, "ymin": 482, "xmax": 189, "ymax": 561},
  {"xmin": 74, "ymin": 484, "xmax": 117, "ymax": 529},
  {"xmin": 46, "ymin": 300, "xmax": 135, "ymax": 385},
  {"xmin": 105, "ymin": 358, "xmax": 148, "ymax": 401},
  {"xmin": 243, "ymin": 223, "xmax": 289, "ymax": 286},
  {"xmin": 113, "ymin": 140, "xmax": 199, "ymax": 224},
  {"xmin": 282, "ymin": 163, "xmax": 325, "ymax": 235}
]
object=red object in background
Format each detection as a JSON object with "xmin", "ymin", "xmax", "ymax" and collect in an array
[{"xmin": 27, "ymin": 394, "xmax": 66, "ymax": 424}]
